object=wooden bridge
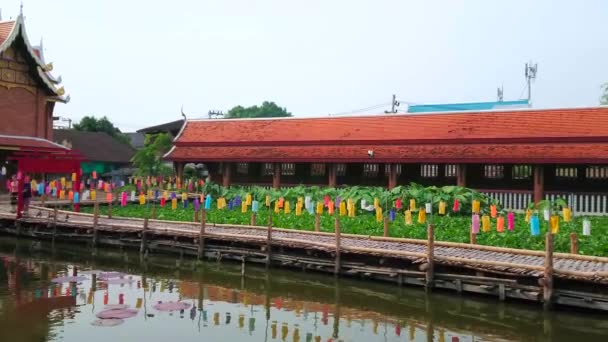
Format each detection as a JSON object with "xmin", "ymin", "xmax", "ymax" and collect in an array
[{"xmin": 0, "ymin": 203, "xmax": 607, "ymax": 312}]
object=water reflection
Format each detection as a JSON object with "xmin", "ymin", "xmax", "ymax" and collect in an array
[{"xmin": 0, "ymin": 237, "xmax": 606, "ymax": 342}]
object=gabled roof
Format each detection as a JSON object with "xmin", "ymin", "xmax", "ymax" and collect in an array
[
  {"xmin": 0, "ymin": 14, "xmax": 67, "ymax": 102},
  {"xmin": 165, "ymin": 107, "xmax": 608, "ymax": 164},
  {"xmin": 137, "ymin": 119, "xmax": 184, "ymax": 135},
  {"xmin": 53, "ymin": 130, "xmax": 135, "ymax": 163},
  {"xmin": 0, "ymin": 134, "xmax": 70, "ymax": 151}
]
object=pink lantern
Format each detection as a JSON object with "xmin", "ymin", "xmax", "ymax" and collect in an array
[
  {"xmin": 471, "ymin": 214, "xmax": 480, "ymax": 234},
  {"xmin": 507, "ymin": 212, "xmax": 515, "ymax": 231}
]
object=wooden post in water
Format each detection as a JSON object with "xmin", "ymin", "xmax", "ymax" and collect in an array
[
  {"xmin": 52, "ymin": 206, "xmax": 58, "ymax": 242},
  {"xmin": 543, "ymin": 232, "xmax": 554, "ymax": 309},
  {"xmin": 140, "ymin": 217, "xmax": 148, "ymax": 255},
  {"xmin": 193, "ymin": 210, "xmax": 198, "ymax": 223},
  {"xmin": 570, "ymin": 233, "xmax": 578, "ymax": 254},
  {"xmin": 197, "ymin": 210, "xmax": 206, "ymax": 260},
  {"xmin": 314, "ymin": 214, "xmax": 320, "ymax": 232},
  {"xmin": 383, "ymin": 217, "xmax": 389, "ymax": 237},
  {"xmin": 108, "ymin": 198, "xmax": 113, "ymax": 218},
  {"xmin": 92, "ymin": 202, "xmax": 99, "ymax": 246},
  {"xmin": 334, "ymin": 217, "xmax": 341, "ymax": 275},
  {"xmin": 426, "ymin": 224, "xmax": 435, "ymax": 288},
  {"xmin": 251, "ymin": 212, "xmax": 256, "ymax": 226},
  {"xmin": 266, "ymin": 213, "xmax": 273, "ymax": 268},
  {"xmin": 151, "ymin": 205, "xmax": 157, "ymax": 220}
]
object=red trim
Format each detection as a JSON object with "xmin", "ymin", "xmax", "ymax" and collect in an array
[{"xmin": 175, "ymin": 136, "xmax": 608, "ymax": 147}]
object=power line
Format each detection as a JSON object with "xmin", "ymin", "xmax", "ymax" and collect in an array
[{"xmin": 329, "ymin": 102, "xmax": 392, "ymax": 116}]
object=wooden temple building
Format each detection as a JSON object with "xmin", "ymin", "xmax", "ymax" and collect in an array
[{"xmin": 165, "ymin": 107, "xmax": 608, "ymax": 212}]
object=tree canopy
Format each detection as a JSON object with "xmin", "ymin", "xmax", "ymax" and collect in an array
[
  {"xmin": 225, "ymin": 101, "xmax": 292, "ymax": 119},
  {"xmin": 131, "ymin": 133, "xmax": 173, "ymax": 177},
  {"xmin": 601, "ymin": 83, "xmax": 608, "ymax": 105},
  {"xmin": 73, "ymin": 116, "xmax": 131, "ymax": 145}
]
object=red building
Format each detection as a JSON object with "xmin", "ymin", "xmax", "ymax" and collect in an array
[
  {"xmin": 165, "ymin": 107, "xmax": 608, "ymax": 213},
  {"xmin": 0, "ymin": 11, "xmax": 70, "ymax": 170}
]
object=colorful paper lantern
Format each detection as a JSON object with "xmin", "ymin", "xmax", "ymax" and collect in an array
[
  {"xmin": 530, "ymin": 216, "xmax": 540, "ymax": 236},
  {"xmin": 563, "ymin": 208, "xmax": 572, "ymax": 222},
  {"xmin": 171, "ymin": 198, "xmax": 177, "ymax": 210},
  {"xmin": 471, "ymin": 214, "xmax": 480, "ymax": 234},
  {"xmin": 73, "ymin": 192, "xmax": 80, "ymax": 204},
  {"xmin": 395, "ymin": 198, "xmax": 402, "ymax": 210},
  {"xmin": 490, "ymin": 205, "xmax": 497, "ymax": 218},
  {"xmin": 90, "ymin": 190, "xmax": 96, "ymax": 201},
  {"xmin": 481, "ymin": 215, "xmax": 491, "ymax": 232},
  {"xmin": 139, "ymin": 194, "xmax": 146, "ymax": 205},
  {"xmin": 583, "ymin": 219, "xmax": 591, "ymax": 236},
  {"xmin": 375, "ymin": 207, "xmax": 383, "ymax": 222},
  {"xmin": 507, "ymin": 212, "xmax": 515, "ymax": 231},
  {"xmin": 418, "ymin": 208, "xmax": 426, "ymax": 224},
  {"xmin": 246, "ymin": 194, "xmax": 252, "ymax": 206},
  {"xmin": 525, "ymin": 209, "xmax": 532, "ymax": 222},
  {"xmin": 284, "ymin": 201, "xmax": 291, "ymax": 214},
  {"xmin": 550, "ymin": 215, "xmax": 559, "ymax": 234},
  {"xmin": 389, "ymin": 209, "xmax": 396, "ymax": 222},
  {"xmin": 295, "ymin": 203, "xmax": 302, "ymax": 216},
  {"xmin": 405, "ymin": 210, "xmax": 412, "ymax": 225},
  {"xmin": 339, "ymin": 202, "xmax": 346, "ymax": 216},
  {"xmin": 316, "ymin": 202, "xmax": 323, "ymax": 215},
  {"xmin": 266, "ymin": 195, "xmax": 271, "ymax": 207},
  {"xmin": 543, "ymin": 208, "xmax": 550, "ymax": 221},
  {"xmin": 205, "ymin": 195, "xmax": 212, "ymax": 210},
  {"xmin": 252, "ymin": 200, "xmax": 259, "ymax": 213},
  {"xmin": 438, "ymin": 201, "xmax": 446, "ymax": 215},
  {"xmin": 242, "ymin": 201, "xmax": 248, "ymax": 213},
  {"xmin": 327, "ymin": 201, "xmax": 334, "ymax": 215},
  {"xmin": 496, "ymin": 216, "xmax": 504, "ymax": 232},
  {"xmin": 160, "ymin": 197, "xmax": 166, "ymax": 207},
  {"xmin": 228, "ymin": 199, "xmax": 234, "ymax": 210},
  {"xmin": 453, "ymin": 199, "xmax": 460, "ymax": 212},
  {"xmin": 373, "ymin": 198, "xmax": 380, "ymax": 209},
  {"xmin": 425, "ymin": 203, "xmax": 432, "ymax": 215},
  {"xmin": 472, "ymin": 200, "xmax": 480, "ymax": 214},
  {"xmin": 409, "ymin": 199, "xmax": 416, "ymax": 212},
  {"xmin": 106, "ymin": 192, "xmax": 113, "ymax": 203}
]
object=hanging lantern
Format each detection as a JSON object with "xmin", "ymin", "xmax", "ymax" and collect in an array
[
  {"xmin": 316, "ymin": 202, "xmax": 323, "ymax": 215},
  {"xmin": 583, "ymin": 219, "xmax": 591, "ymax": 236},
  {"xmin": 278, "ymin": 197, "xmax": 284, "ymax": 208},
  {"xmin": 339, "ymin": 202, "xmax": 347, "ymax": 216},
  {"xmin": 438, "ymin": 201, "xmax": 446, "ymax": 215},
  {"xmin": 106, "ymin": 192, "xmax": 112, "ymax": 203},
  {"xmin": 160, "ymin": 197, "xmax": 166, "ymax": 207},
  {"xmin": 453, "ymin": 199, "xmax": 460, "ymax": 212},
  {"xmin": 418, "ymin": 208, "xmax": 426, "ymax": 224},
  {"xmin": 490, "ymin": 205, "xmax": 497, "ymax": 218},
  {"xmin": 543, "ymin": 208, "xmax": 550, "ymax": 221},
  {"xmin": 252, "ymin": 200, "xmax": 259, "ymax": 213},
  {"xmin": 375, "ymin": 207, "xmax": 383, "ymax": 222},
  {"xmin": 170, "ymin": 192, "xmax": 177, "ymax": 200},
  {"xmin": 562, "ymin": 207, "xmax": 572, "ymax": 222},
  {"xmin": 246, "ymin": 194, "xmax": 252, "ymax": 206},
  {"xmin": 242, "ymin": 201, "xmax": 248, "ymax": 213},
  {"xmin": 130, "ymin": 191, "xmax": 136, "ymax": 202},
  {"xmin": 471, "ymin": 214, "xmax": 480, "ymax": 234},
  {"xmin": 496, "ymin": 216, "xmax": 505, "ymax": 232},
  {"xmin": 90, "ymin": 190, "xmax": 96, "ymax": 201},
  {"xmin": 284, "ymin": 201, "xmax": 291, "ymax": 214},
  {"xmin": 266, "ymin": 195, "xmax": 272, "ymax": 207},
  {"xmin": 228, "ymin": 199, "xmax": 234, "ymax": 210},
  {"xmin": 73, "ymin": 192, "xmax": 80, "ymax": 204},
  {"xmin": 482, "ymin": 215, "xmax": 491, "ymax": 232},
  {"xmin": 472, "ymin": 200, "xmax": 480, "ymax": 214},
  {"xmin": 205, "ymin": 195, "xmax": 212, "ymax": 210},
  {"xmin": 121, "ymin": 192, "xmax": 127, "ymax": 207},
  {"xmin": 327, "ymin": 201, "xmax": 334, "ymax": 215},
  {"xmin": 405, "ymin": 210, "xmax": 413, "ymax": 225},
  {"xmin": 530, "ymin": 216, "xmax": 540, "ymax": 236},
  {"xmin": 389, "ymin": 209, "xmax": 396, "ymax": 222},
  {"xmin": 409, "ymin": 199, "xmax": 416, "ymax": 212},
  {"xmin": 68, "ymin": 190, "xmax": 74, "ymax": 201},
  {"xmin": 171, "ymin": 198, "xmax": 178, "ymax": 210},
  {"xmin": 507, "ymin": 212, "xmax": 515, "ymax": 231},
  {"xmin": 550, "ymin": 215, "xmax": 559, "ymax": 234},
  {"xmin": 425, "ymin": 202, "xmax": 432, "ymax": 215},
  {"xmin": 182, "ymin": 198, "xmax": 188, "ymax": 209},
  {"xmin": 295, "ymin": 203, "xmax": 302, "ymax": 216},
  {"xmin": 139, "ymin": 193, "xmax": 146, "ymax": 205},
  {"xmin": 348, "ymin": 202, "xmax": 355, "ymax": 217},
  {"xmin": 60, "ymin": 177, "xmax": 66, "ymax": 187},
  {"xmin": 92, "ymin": 171, "xmax": 97, "ymax": 180},
  {"xmin": 324, "ymin": 195, "xmax": 330, "ymax": 207},
  {"xmin": 373, "ymin": 198, "xmax": 380, "ymax": 209},
  {"xmin": 335, "ymin": 196, "xmax": 341, "ymax": 209},
  {"xmin": 194, "ymin": 199, "xmax": 200, "ymax": 212}
]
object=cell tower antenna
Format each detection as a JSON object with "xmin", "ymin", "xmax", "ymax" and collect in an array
[
  {"xmin": 497, "ymin": 85, "xmax": 504, "ymax": 102},
  {"xmin": 525, "ymin": 62, "xmax": 538, "ymax": 104}
]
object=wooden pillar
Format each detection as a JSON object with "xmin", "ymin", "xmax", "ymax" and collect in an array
[
  {"xmin": 543, "ymin": 232, "xmax": 554, "ymax": 309},
  {"xmin": 272, "ymin": 163, "xmax": 281, "ymax": 189},
  {"xmin": 328, "ymin": 163, "xmax": 337, "ymax": 188},
  {"xmin": 387, "ymin": 163, "xmax": 398, "ymax": 190},
  {"xmin": 426, "ymin": 224, "xmax": 435, "ymax": 288},
  {"xmin": 266, "ymin": 213, "xmax": 273, "ymax": 268},
  {"xmin": 197, "ymin": 210, "xmax": 206, "ymax": 259},
  {"xmin": 456, "ymin": 164, "xmax": 467, "ymax": 187},
  {"xmin": 334, "ymin": 217, "xmax": 341, "ymax": 275},
  {"xmin": 222, "ymin": 162, "xmax": 232, "ymax": 188},
  {"xmin": 175, "ymin": 162, "xmax": 185, "ymax": 181},
  {"xmin": 534, "ymin": 165, "xmax": 545, "ymax": 204}
]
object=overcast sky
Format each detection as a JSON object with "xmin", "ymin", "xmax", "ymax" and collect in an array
[{"xmin": 4, "ymin": 0, "xmax": 608, "ymax": 131}]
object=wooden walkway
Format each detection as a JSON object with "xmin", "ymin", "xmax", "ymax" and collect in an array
[{"xmin": 1, "ymin": 204, "xmax": 608, "ymax": 311}]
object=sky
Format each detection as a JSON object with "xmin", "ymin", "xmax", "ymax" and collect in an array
[{"xmin": 3, "ymin": 0, "xmax": 608, "ymax": 131}]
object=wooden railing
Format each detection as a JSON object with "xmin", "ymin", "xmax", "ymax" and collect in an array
[{"xmin": 481, "ymin": 190, "xmax": 608, "ymax": 215}]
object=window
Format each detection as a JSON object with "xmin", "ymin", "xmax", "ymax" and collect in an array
[
  {"xmin": 444, "ymin": 164, "xmax": 457, "ymax": 178},
  {"xmin": 236, "ymin": 163, "xmax": 249, "ymax": 175},
  {"xmin": 281, "ymin": 163, "xmax": 295, "ymax": 176},
  {"xmin": 384, "ymin": 164, "xmax": 402, "ymax": 176},
  {"xmin": 484, "ymin": 165, "xmax": 504, "ymax": 179},
  {"xmin": 586, "ymin": 166, "xmax": 608, "ymax": 179},
  {"xmin": 556, "ymin": 166, "xmax": 577, "ymax": 179},
  {"xmin": 512, "ymin": 165, "xmax": 532, "ymax": 180},
  {"xmin": 421, "ymin": 164, "xmax": 438, "ymax": 178},
  {"xmin": 311, "ymin": 163, "xmax": 326, "ymax": 176},
  {"xmin": 262, "ymin": 163, "xmax": 274, "ymax": 176},
  {"xmin": 336, "ymin": 163, "xmax": 347, "ymax": 176},
  {"xmin": 363, "ymin": 163, "xmax": 379, "ymax": 177}
]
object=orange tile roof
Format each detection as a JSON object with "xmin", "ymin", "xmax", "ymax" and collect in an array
[
  {"xmin": 167, "ymin": 107, "xmax": 608, "ymax": 163},
  {"xmin": 176, "ymin": 107, "xmax": 608, "ymax": 146},
  {"xmin": 0, "ymin": 134, "xmax": 69, "ymax": 151},
  {"xmin": 0, "ymin": 21, "xmax": 16, "ymax": 46}
]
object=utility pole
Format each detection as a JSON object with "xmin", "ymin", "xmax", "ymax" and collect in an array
[
  {"xmin": 525, "ymin": 62, "xmax": 538, "ymax": 104},
  {"xmin": 384, "ymin": 94, "xmax": 400, "ymax": 114}
]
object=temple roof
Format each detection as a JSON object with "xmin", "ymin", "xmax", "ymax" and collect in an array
[
  {"xmin": 0, "ymin": 14, "xmax": 67, "ymax": 101},
  {"xmin": 165, "ymin": 106, "xmax": 608, "ymax": 164},
  {"xmin": 53, "ymin": 130, "xmax": 135, "ymax": 163},
  {"xmin": 0, "ymin": 134, "xmax": 70, "ymax": 151}
]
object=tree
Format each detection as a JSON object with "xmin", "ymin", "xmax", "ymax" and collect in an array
[
  {"xmin": 73, "ymin": 116, "xmax": 131, "ymax": 145},
  {"xmin": 131, "ymin": 133, "xmax": 173, "ymax": 176},
  {"xmin": 225, "ymin": 101, "xmax": 292, "ymax": 119},
  {"xmin": 601, "ymin": 83, "xmax": 608, "ymax": 105}
]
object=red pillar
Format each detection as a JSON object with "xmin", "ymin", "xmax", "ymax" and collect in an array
[
  {"xmin": 534, "ymin": 165, "xmax": 544, "ymax": 204},
  {"xmin": 222, "ymin": 162, "xmax": 232, "ymax": 188},
  {"xmin": 73, "ymin": 167, "xmax": 81, "ymax": 212},
  {"xmin": 328, "ymin": 163, "xmax": 337, "ymax": 188},
  {"xmin": 457, "ymin": 164, "xmax": 467, "ymax": 187},
  {"xmin": 272, "ymin": 163, "xmax": 281, "ymax": 189},
  {"xmin": 387, "ymin": 164, "xmax": 398, "ymax": 190}
]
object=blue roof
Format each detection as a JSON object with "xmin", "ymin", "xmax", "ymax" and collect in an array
[{"xmin": 407, "ymin": 100, "xmax": 529, "ymax": 113}]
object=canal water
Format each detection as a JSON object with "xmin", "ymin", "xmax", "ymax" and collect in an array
[{"xmin": 0, "ymin": 237, "xmax": 606, "ymax": 342}]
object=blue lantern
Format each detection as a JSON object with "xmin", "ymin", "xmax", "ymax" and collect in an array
[{"xmin": 530, "ymin": 216, "xmax": 540, "ymax": 236}]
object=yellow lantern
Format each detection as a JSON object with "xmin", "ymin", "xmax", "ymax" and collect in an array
[
  {"xmin": 405, "ymin": 210, "xmax": 412, "ymax": 225},
  {"xmin": 297, "ymin": 197, "xmax": 303, "ymax": 206},
  {"xmin": 181, "ymin": 192, "xmax": 188, "ymax": 202},
  {"xmin": 482, "ymin": 215, "xmax": 490, "ymax": 232},
  {"xmin": 265, "ymin": 195, "xmax": 271, "ymax": 207},
  {"xmin": 91, "ymin": 190, "xmax": 96, "ymax": 201},
  {"xmin": 242, "ymin": 201, "xmax": 248, "ymax": 213},
  {"xmin": 295, "ymin": 203, "xmax": 302, "ymax": 216},
  {"xmin": 525, "ymin": 209, "xmax": 532, "ymax": 222},
  {"xmin": 284, "ymin": 201, "xmax": 291, "ymax": 214},
  {"xmin": 339, "ymin": 202, "xmax": 346, "ymax": 216},
  {"xmin": 562, "ymin": 207, "xmax": 572, "ymax": 222},
  {"xmin": 61, "ymin": 177, "xmax": 66, "ymax": 187},
  {"xmin": 438, "ymin": 201, "xmax": 446, "ymax": 215},
  {"xmin": 550, "ymin": 215, "xmax": 559, "ymax": 234},
  {"xmin": 417, "ymin": 208, "xmax": 426, "ymax": 224},
  {"xmin": 171, "ymin": 198, "xmax": 177, "ymax": 210},
  {"xmin": 163, "ymin": 191, "xmax": 169, "ymax": 200},
  {"xmin": 274, "ymin": 201, "xmax": 280, "ymax": 214},
  {"xmin": 373, "ymin": 198, "xmax": 379, "ymax": 209},
  {"xmin": 315, "ymin": 202, "xmax": 323, "ymax": 215},
  {"xmin": 472, "ymin": 200, "xmax": 481, "ymax": 214},
  {"xmin": 409, "ymin": 199, "xmax": 416, "ymax": 212},
  {"xmin": 71, "ymin": 173, "xmax": 77, "ymax": 182},
  {"xmin": 59, "ymin": 190, "xmax": 65, "ymax": 200},
  {"xmin": 139, "ymin": 194, "xmax": 146, "ymax": 205},
  {"xmin": 375, "ymin": 207, "xmax": 382, "ymax": 222},
  {"xmin": 246, "ymin": 194, "xmax": 252, "ymax": 206}
]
